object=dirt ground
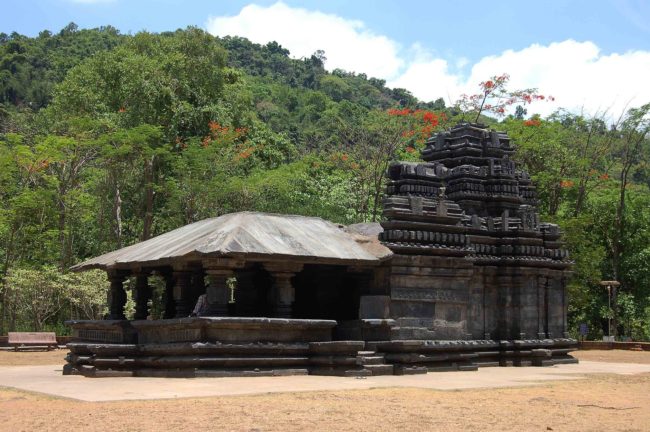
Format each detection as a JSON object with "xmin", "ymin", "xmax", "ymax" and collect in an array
[
  {"xmin": 1, "ymin": 349, "xmax": 649, "ymax": 432},
  {"xmin": 0, "ymin": 349, "xmax": 67, "ymax": 366},
  {"xmin": 572, "ymin": 349, "xmax": 650, "ymax": 364}
]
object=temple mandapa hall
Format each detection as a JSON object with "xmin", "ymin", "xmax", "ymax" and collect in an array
[{"xmin": 64, "ymin": 123, "xmax": 577, "ymax": 377}]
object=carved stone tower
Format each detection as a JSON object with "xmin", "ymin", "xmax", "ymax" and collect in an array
[{"xmin": 378, "ymin": 123, "xmax": 572, "ymax": 342}]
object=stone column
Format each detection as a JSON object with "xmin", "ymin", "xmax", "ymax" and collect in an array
[
  {"xmin": 537, "ymin": 275, "xmax": 548, "ymax": 339},
  {"xmin": 205, "ymin": 268, "xmax": 232, "ymax": 316},
  {"xmin": 204, "ymin": 259, "xmax": 245, "ymax": 317},
  {"xmin": 133, "ymin": 272, "xmax": 152, "ymax": 320},
  {"xmin": 264, "ymin": 262, "xmax": 303, "ymax": 318},
  {"xmin": 561, "ymin": 276, "xmax": 569, "ymax": 338},
  {"xmin": 496, "ymin": 274, "xmax": 512, "ymax": 340},
  {"xmin": 161, "ymin": 270, "xmax": 176, "ymax": 319},
  {"xmin": 173, "ymin": 269, "xmax": 193, "ymax": 318},
  {"xmin": 107, "ymin": 270, "xmax": 128, "ymax": 320}
]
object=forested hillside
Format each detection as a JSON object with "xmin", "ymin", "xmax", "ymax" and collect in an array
[{"xmin": 1, "ymin": 24, "xmax": 648, "ymax": 340}]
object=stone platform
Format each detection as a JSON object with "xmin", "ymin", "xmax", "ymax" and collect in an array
[{"xmin": 63, "ymin": 318, "xmax": 577, "ymax": 378}]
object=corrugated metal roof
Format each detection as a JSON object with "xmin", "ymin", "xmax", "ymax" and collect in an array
[{"xmin": 71, "ymin": 212, "xmax": 392, "ymax": 271}]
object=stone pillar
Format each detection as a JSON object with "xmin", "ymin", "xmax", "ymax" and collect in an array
[
  {"xmin": 173, "ymin": 269, "xmax": 193, "ymax": 318},
  {"xmin": 204, "ymin": 259, "xmax": 245, "ymax": 317},
  {"xmin": 561, "ymin": 276, "xmax": 569, "ymax": 338},
  {"xmin": 537, "ymin": 275, "xmax": 548, "ymax": 339},
  {"xmin": 205, "ymin": 268, "xmax": 233, "ymax": 316},
  {"xmin": 107, "ymin": 270, "xmax": 128, "ymax": 320},
  {"xmin": 264, "ymin": 262, "xmax": 303, "ymax": 318},
  {"xmin": 161, "ymin": 270, "xmax": 176, "ymax": 319},
  {"xmin": 133, "ymin": 272, "xmax": 152, "ymax": 320},
  {"xmin": 496, "ymin": 274, "xmax": 512, "ymax": 340}
]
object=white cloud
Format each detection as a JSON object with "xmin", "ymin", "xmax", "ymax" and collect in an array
[
  {"xmin": 459, "ymin": 40, "xmax": 650, "ymax": 117},
  {"xmin": 206, "ymin": 2, "xmax": 650, "ymax": 118},
  {"xmin": 388, "ymin": 58, "xmax": 462, "ymax": 106},
  {"xmin": 206, "ymin": 2, "xmax": 403, "ymax": 79}
]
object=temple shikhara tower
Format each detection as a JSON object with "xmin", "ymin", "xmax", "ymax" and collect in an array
[{"xmin": 64, "ymin": 123, "xmax": 577, "ymax": 377}]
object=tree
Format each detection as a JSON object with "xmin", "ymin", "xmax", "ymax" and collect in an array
[
  {"xmin": 611, "ymin": 104, "xmax": 650, "ymax": 284},
  {"xmin": 5, "ymin": 266, "xmax": 66, "ymax": 331},
  {"xmin": 66, "ymin": 269, "xmax": 109, "ymax": 320},
  {"xmin": 48, "ymin": 27, "xmax": 227, "ymax": 141},
  {"xmin": 456, "ymin": 73, "xmax": 552, "ymax": 122},
  {"xmin": 339, "ymin": 108, "xmax": 446, "ymax": 222}
]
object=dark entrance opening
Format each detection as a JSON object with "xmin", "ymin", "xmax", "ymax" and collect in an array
[
  {"xmin": 233, "ymin": 263, "xmax": 273, "ymax": 317},
  {"xmin": 293, "ymin": 264, "xmax": 361, "ymax": 320}
]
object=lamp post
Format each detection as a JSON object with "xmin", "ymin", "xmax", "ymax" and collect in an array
[{"xmin": 599, "ymin": 280, "xmax": 620, "ymax": 341}]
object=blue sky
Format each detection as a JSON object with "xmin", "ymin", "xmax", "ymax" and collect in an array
[{"xmin": 3, "ymin": 0, "xmax": 650, "ymax": 115}]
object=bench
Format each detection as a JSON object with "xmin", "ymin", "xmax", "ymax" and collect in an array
[{"xmin": 7, "ymin": 332, "xmax": 58, "ymax": 351}]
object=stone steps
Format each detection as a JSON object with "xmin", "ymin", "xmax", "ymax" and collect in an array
[
  {"xmin": 364, "ymin": 364, "xmax": 394, "ymax": 376},
  {"xmin": 356, "ymin": 350, "xmax": 384, "ymax": 363},
  {"xmin": 355, "ymin": 350, "xmax": 393, "ymax": 375}
]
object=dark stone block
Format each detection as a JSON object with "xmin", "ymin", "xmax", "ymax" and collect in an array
[
  {"xmin": 393, "ymin": 364, "xmax": 428, "ymax": 375},
  {"xmin": 359, "ymin": 296, "xmax": 390, "ymax": 319},
  {"xmin": 309, "ymin": 341, "xmax": 365, "ymax": 354}
]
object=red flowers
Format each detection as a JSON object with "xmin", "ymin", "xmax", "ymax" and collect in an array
[
  {"xmin": 405, "ymin": 146, "xmax": 416, "ymax": 153},
  {"xmin": 560, "ymin": 180, "xmax": 574, "ymax": 188},
  {"xmin": 388, "ymin": 108, "xmax": 412, "ymax": 116},
  {"xmin": 524, "ymin": 119, "xmax": 541, "ymax": 127},
  {"xmin": 422, "ymin": 111, "xmax": 436, "ymax": 123},
  {"xmin": 388, "ymin": 108, "xmax": 443, "ymax": 144},
  {"xmin": 203, "ymin": 120, "xmax": 251, "ymax": 160}
]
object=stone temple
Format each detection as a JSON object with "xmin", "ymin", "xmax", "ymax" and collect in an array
[{"xmin": 65, "ymin": 123, "xmax": 577, "ymax": 377}]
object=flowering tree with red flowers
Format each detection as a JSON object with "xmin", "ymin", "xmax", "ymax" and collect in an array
[
  {"xmin": 456, "ymin": 73, "xmax": 554, "ymax": 122},
  {"xmin": 201, "ymin": 121, "xmax": 249, "ymax": 157},
  {"xmin": 387, "ymin": 108, "xmax": 450, "ymax": 150},
  {"xmin": 337, "ymin": 108, "xmax": 449, "ymax": 221}
]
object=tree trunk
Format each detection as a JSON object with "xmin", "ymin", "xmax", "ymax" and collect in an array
[
  {"xmin": 0, "ymin": 227, "xmax": 16, "ymax": 334},
  {"xmin": 548, "ymin": 185, "xmax": 560, "ymax": 216},
  {"xmin": 58, "ymin": 195, "xmax": 67, "ymax": 270},
  {"xmin": 142, "ymin": 156, "xmax": 155, "ymax": 241},
  {"xmin": 112, "ymin": 171, "xmax": 123, "ymax": 248},
  {"xmin": 9, "ymin": 288, "xmax": 17, "ymax": 332},
  {"xmin": 574, "ymin": 181, "xmax": 587, "ymax": 217}
]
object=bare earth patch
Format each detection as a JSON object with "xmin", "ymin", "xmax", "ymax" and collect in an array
[
  {"xmin": 0, "ymin": 349, "xmax": 66, "ymax": 366},
  {"xmin": 573, "ymin": 349, "xmax": 650, "ymax": 364},
  {"xmin": 0, "ymin": 350, "xmax": 649, "ymax": 431}
]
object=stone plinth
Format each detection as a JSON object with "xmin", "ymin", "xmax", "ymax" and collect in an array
[
  {"xmin": 66, "ymin": 320, "xmax": 137, "ymax": 344},
  {"xmin": 131, "ymin": 318, "xmax": 204, "ymax": 344},
  {"xmin": 202, "ymin": 317, "xmax": 334, "ymax": 343}
]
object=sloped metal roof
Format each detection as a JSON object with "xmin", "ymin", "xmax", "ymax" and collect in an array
[{"xmin": 71, "ymin": 212, "xmax": 392, "ymax": 271}]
